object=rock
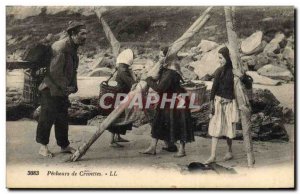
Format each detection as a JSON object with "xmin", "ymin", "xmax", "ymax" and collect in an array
[
  {"xmin": 261, "ymin": 17, "xmax": 274, "ymax": 22},
  {"xmin": 267, "ymin": 54, "xmax": 288, "ymax": 69},
  {"xmin": 190, "ymin": 46, "xmax": 223, "ymax": 79},
  {"xmin": 92, "ymin": 57, "xmax": 115, "ymax": 69},
  {"xmin": 7, "ymin": 102, "xmax": 36, "ymax": 121},
  {"xmin": 282, "ymin": 107, "xmax": 294, "ymax": 124},
  {"xmin": 264, "ymin": 105, "xmax": 285, "ymax": 119},
  {"xmin": 286, "ymin": 35, "xmax": 294, "ymax": 49},
  {"xmin": 282, "ymin": 47, "xmax": 294, "ymax": 67},
  {"xmin": 279, "ymin": 38, "xmax": 287, "ymax": 48},
  {"xmin": 271, "ymin": 32, "xmax": 286, "ymax": 44},
  {"xmin": 180, "ymin": 56, "xmax": 194, "ymax": 67},
  {"xmin": 77, "ymin": 67, "xmax": 92, "ymax": 76},
  {"xmin": 263, "ymin": 32, "xmax": 286, "ymax": 55},
  {"xmin": 251, "ymin": 95, "xmax": 292, "ymax": 124},
  {"xmin": 197, "ymin": 40, "xmax": 219, "ymax": 53},
  {"xmin": 241, "ymin": 31, "xmax": 264, "ymax": 55},
  {"xmin": 68, "ymin": 100, "xmax": 99, "ymax": 125},
  {"xmin": 241, "ymin": 55, "xmax": 256, "ymax": 68},
  {"xmin": 91, "ymin": 57, "xmax": 104, "ymax": 68},
  {"xmin": 181, "ymin": 67, "xmax": 198, "ymax": 80},
  {"xmin": 190, "ymin": 47, "xmax": 201, "ymax": 56},
  {"xmin": 264, "ymin": 42, "xmax": 280, "ymax": 55},
  {"xmin": 88, "ymin": 67, "xmax": 113, "ymax": 77},
  {"xmin": 254, "ymin": 53, "xmax": 269, "ymax": 70},
  {"xmin": 7, "ymin": 50, "xmax": 25, "ymax": 61},
  {"xmin": 259, "ymin": 123, "xmax": 289, "ymax": 142},
  {"xmin": 177, "ymin": 51, "xmax": 190, "ymax": 58},
  {"xmin": 191, "ymin": 102, "xmax": 210, "ymax": 127},
  {"xmin": 282, "ymin": 46, "xmax": 295, "ymax": 75},
  {"xmin": 250, "ymin": 113, "xmax": 289, "ymax": 142},
  {"xmin": 251, "ymin": 88, "xmax": 280, "ymax": 113},
  {"xmin": 259, "ymin": 40, "xmax": 268, "ymax": 52},
  {"xmin": 78, "ymin": 97, "xmax": 99, "ymax": 108},
  {"xmin": 6, "ymin": 87, "xmax": 22, "ymax": 101},
  {"xmin": 246, "ymin": 71, "xmax": 281, "ymax": 86},
  {"xmin": 257, "ymin": 64, "xmax": 293, "ymax": 81},
  {"xmin": 193, "ymin": 54, "xmax": 203, "ymax": 61},
  {"xmin": 241, "ymin": 55, "xmax": 254, "ymax": 62}
]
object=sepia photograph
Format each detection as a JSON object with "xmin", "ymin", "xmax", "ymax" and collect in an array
[{"xmin": 5, "ymin": 5, "xmax": 295, "ymax": 188}]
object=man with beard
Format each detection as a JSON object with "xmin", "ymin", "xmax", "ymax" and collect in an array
[{"xmin": 36, "ymin": 21, "xmax": 87, "ymax": 157}]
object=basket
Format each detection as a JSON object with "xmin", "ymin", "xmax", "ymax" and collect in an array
[
  {"xmin": 98, "ymin": 80, "xmax": 122, "ymax": 115},
  {"xmin": 22, "ymin": 69, "xmax": 45, "ymax": 106},
  {"xmin": 182, "ymin": 82, "xmax": 207, "ymax": 112},
  {"xmin": 99, "ymin": 81, "xmax": 120, "ymax": 95}
]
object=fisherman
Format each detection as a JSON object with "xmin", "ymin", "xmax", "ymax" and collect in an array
[{"xmin": 36, "ymin": 21, "xmax": 87, "ymax": 157}]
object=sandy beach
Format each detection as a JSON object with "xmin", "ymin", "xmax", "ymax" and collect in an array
[{"xmin": 6, "ymin": 70, "xmax": 295, "ymax": 188}]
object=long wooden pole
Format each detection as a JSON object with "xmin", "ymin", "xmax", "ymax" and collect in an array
[
  {"xmin": 68, "ymin": 88, "xmax": 144, "ymax": 162},
  {"xmin": 68, "ymin": 7, "xmax": 212, "ymax": 162},
  {"xmin": 224, "ymin": 6, "xmax": 255, "ymax": 167},
  {"xmin": 167, "ymin": 6, "xmax": 212, "ymax": 59},
  {"xmin": 94, "ymin": 8, "xmax": 121, "ymax": 58}
]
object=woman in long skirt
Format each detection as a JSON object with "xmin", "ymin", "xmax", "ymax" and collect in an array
[
  {"xmin": 205, "ymin": 47, "xmax": 240, "ymax": 164},
  {"xmin": 107, "ymin": 49, "xmax": 136, "ymax": 147},
  {"xmin": 141, "ymin": 58, "xmax": 194, "ymax": 157}
]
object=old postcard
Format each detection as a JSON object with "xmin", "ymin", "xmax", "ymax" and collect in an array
[{"xmin": 6, "ymin": 6, "xmax": 295, "ymax": 188}]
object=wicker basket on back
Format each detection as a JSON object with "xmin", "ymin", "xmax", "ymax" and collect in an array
[{"xmin": 23, "ymin": 68, "xmax": 46, "ymax": 107}]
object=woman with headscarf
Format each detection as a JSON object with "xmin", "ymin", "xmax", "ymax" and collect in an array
[
  {"xmin": 204, "ymin": 46, "xmax": 240, "ymax": 164},
  {"xmin": 141, "ymin": 55, "xmax": 194, "ymax": 157},
  {"xmin": 107, "ymin": 49, "xmax": 136, "ymax": 147}
]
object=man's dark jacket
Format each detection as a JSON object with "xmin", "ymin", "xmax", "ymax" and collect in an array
[{"xmin": 39, "ymin": 37, "xmax": 78, "ymax": 96}]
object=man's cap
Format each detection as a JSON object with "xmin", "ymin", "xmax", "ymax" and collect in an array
[{"xmin": 66, "ymin": 21, "xmax": 86, "ymax": 33}]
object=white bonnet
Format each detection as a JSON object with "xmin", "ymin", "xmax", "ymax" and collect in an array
[{"xmin": 116, "ymin": 49, "xmax": 134, "ymax": 66}]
